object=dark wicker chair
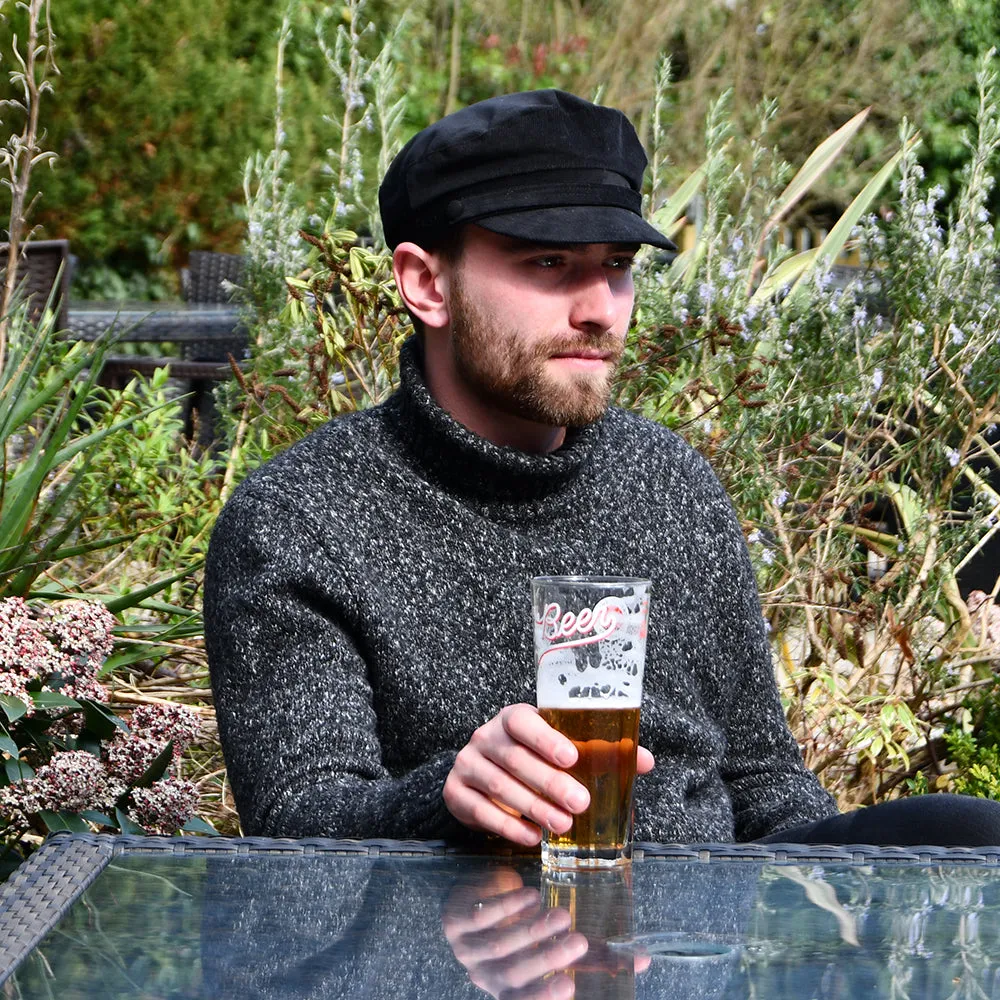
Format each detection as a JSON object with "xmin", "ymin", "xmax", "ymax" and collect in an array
[
  {"xmin": 182, "ymin": 250, "xmax": 246, "ymax": 362},
  {"xmin": 181, "ymin": 251, "xmax": 248, "ymax": 447},
  {"xmin": 0, "ymin": 239, "xmax": 71, "ymax": 330}
]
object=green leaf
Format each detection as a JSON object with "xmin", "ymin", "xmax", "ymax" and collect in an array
[
  {"xmin": 784, "ymin": 134, "xmax": 920, "ymax": 307},
  {"xmin": 651, "ymin": 161, "xmax": 707, "ymax": 232},
  {"xmin": 134, "ymin": 740, "xmax": 174, "ymax": 788},
  {"xmin": 182, "ymin": 816, "xmax": 221, "ymax": 837},
  {"xmin": 749, "ymin": 247, "xmax": 820, "ymax": 308},
  {"xmin": 31, "ymin": 691, "xmax": 82, "ymax": 712},
  {"xmin": 0, "ymin": 720, "xmax": 19, "ymax": 758},
  {"xmin": 756, "ymin": 107, "xmax": 871, "ymax": 257},
  {"xmin": 81, "ymin": 700, "xmax": 129, "ymax": 740},
  {"xmin": 39, "ymin": 810, "xmax": 91, "ymax": 834},
  {"xmin": 102, "ymin": 561, "xmax": 204, "ymax": 614},
  {"xmin": 80, "ymin": 810, "xmax": 114, "ymax": 827},
  {"xmin": 4, "ymin": 758, "xmax": 33, "ymax": 782},
  {"xmin": 0, "ymin": 695, "xmax": 28, "ymax": 723},
  {"xmin": 115, "ymin": 807, "xmax": 146, "ymax": 835}
]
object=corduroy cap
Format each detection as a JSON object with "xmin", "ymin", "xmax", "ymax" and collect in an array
[{"xmin": 378, "ymin": 89, "xmax": 676, "ymax": 252}]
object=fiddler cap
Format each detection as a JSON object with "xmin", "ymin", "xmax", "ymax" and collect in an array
[{"xmin": 378, "ymin": 89, "xmax": 676, "ymax": 252}]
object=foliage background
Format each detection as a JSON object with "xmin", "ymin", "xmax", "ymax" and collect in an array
[{"xmin": 2, "ymin": 0, "xmax": 998, "ymax": 290}]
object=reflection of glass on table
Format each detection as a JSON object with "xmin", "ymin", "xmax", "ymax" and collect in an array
[{"xmin": 3, "ymin": 836, "xmax": 1000, "ymax": 999}]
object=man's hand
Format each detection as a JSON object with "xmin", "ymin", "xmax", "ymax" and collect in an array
[
  {"xmin": 442, "ymin": 869, "xmax": 586, "ymax": 1000},
  {"xmin": 443, "ymin": 703, "xmax": 655, "ymax": 846}
]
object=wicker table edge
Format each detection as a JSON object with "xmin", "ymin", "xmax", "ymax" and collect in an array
[
  {"xmin": 0, "ymin": 835, "xmax": 113, "ymax": 986},
  {"xmin": 18, "ymin": 832, "xmax": 1000, "ymax": 864}
]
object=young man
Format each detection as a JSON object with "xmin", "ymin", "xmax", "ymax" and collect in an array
[{"xmin": 205, "ymin": 90, "xmax": 1000, "ymax": 847}]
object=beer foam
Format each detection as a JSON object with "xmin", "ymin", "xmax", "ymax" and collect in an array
[{"xmin": 535, "ymin": 596, "xmax": 646, "ymax": 709}]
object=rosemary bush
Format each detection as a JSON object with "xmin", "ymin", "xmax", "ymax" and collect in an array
[{"xmin": 628, "ymin": 55, "xmax": 1000, "ymax": 807}]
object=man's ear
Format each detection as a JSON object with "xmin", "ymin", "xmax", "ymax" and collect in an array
[{"xmin": 392, "ymin": 243, "xmax": 451, "ymax": 329}]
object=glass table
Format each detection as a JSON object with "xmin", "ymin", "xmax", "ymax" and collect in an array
[{"xmin": 2, "ymin": 834, "xmax": 1000, "ymax": 998}]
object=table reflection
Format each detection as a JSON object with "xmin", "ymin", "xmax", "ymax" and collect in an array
[{"xmin": 8, "ymin": 850, "xmax": 1000, "ymax": 998}]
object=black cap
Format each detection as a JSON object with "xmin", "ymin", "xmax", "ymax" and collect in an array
[{"xmin": 378, "ymin": 89, "xmax": 676, "ymax": 252}]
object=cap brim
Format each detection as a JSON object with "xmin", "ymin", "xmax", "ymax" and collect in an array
[{"xmin": 475, "ymin": 204, "xmax": 677, "ymax": 252}]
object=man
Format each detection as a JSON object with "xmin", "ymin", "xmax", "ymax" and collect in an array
[{"xmin": 205, "ymin": 89, "xmax": 1000, "ymax": 847}]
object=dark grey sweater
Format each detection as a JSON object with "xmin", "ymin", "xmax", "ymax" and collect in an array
[{"xmin": 204, "ymin": 338, "xmax": 837, "ymax": 842}]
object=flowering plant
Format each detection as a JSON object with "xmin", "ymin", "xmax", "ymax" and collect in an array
[
  {"xmin": 622, "ymin": 52, "xmax": 1000, "ymax": 806},
  {"xmin": 0, "ymin": 597, "xmax": 211, "ymax": 875}
]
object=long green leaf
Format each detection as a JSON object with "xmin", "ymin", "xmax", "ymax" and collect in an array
[
  {"xmin": 39, "ymin": 810, "xmax": 91, "ymax": 834},
  {"xmin": 182, "ymin": 816, "xmax": 220, "ymax": 837},
  {"xmin": 651, "ymin": 162, "xmax": 707, "ymax": 231},
  {"xmin": 0, "ymin": 720, "xmax": 19, "ymax": 757},
  {"xmin": 749, "ymin": 247, "xmax": 821, "ymax": 308},
  {"xmin": 40, "ymin": 530, "xmax": 143, "ymax": 563},
  {"xmin": 0, "ymin": 695, "xmax": 28, "ymax": 723},
  {"xmin": 101, "ymin": 560, "xmax": 204, "ymax": 614},
  {"xmin": 31, "ymin": 691, "xmax": 82, "ymax": 712},
  {"xmin": 4, "ymin": 340, "xmax": 111, "ymax": 435},
  {"xmin": 115, "ymin": 807, "xmax": 145, "ymax": 835},
  {"xmin": 134, "ymin": 741, "xmax": 174, "ymax": 788},
  {"xmin": 756, "ymin": 107, "xmax": 871, "ymax": 254},
  {"xmin": 784, "ymin": 134, "xmax": 920, "ymax": 308},
  {"xmin": 0, "ymin": 397, "xmax": 175, "ymax": 579},
  {"xmin": 5, "ymin": 759, "xmax": 34, "ymax": 782}
]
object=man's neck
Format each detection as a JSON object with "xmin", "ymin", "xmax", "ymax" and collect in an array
[{"xmin": 423, "ymin": 359, "xmax": 567, "ymax": 453}]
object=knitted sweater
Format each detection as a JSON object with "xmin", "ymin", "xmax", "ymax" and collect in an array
[{"xmin": 203, "ymin": 338, "xmax": 837, "ymax": 842}]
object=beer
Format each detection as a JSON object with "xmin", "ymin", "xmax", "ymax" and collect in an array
[
  {"xmin": 539, "ymin": 706, "xmax": 640, "ymax": 864},
  {"xmin": 532, "ymin": 576, "xmax": 651, "ymax": 869}
]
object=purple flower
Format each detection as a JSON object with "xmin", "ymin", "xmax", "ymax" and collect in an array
[
  {"xmin": 28, "ymin": 750, "xmax": 124, "ymax": 813},
  {"xmin": 130, "ymin": 778, "xmax": 199, "ymax": 836},
  {"xmin": 130, "ymin": 703, "xmax": 201, "ymax": 758}
]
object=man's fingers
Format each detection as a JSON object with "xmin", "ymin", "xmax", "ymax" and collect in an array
[
  {"xmin": 637, "ymin": 746, "xmax": 655, "ymax": 774},
  {"xmin": 442, "ymin": 885, "xmax": 539, "ymax": 941},
  {"xmin": 452, "ymin": 907, "xmax": 572, "ymax": 966},
  {"xmin": 443, "ymin": 776, "xmax": 544, "ymax": 845},
  {"xmin": 475, "ymin": 929, "xmax": 589, "ymax": 992},
  {"xmin": 501, "ymin": 704, "xmax": 579, "ymax": 767},
  {"xmin": 451, "ymin": 745, "xmax": 576, "ymax": 832},
  {"xmin": 468, "ymin": 752, "xmax": 581, "ymax": 829}
]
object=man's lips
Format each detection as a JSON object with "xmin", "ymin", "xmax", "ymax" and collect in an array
[{"xmin": 550, "ymin": 349, "xmax": 613, "ymax": 361}]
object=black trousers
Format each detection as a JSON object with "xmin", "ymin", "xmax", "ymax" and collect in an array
[{"xmin": 760, "ymin": 793, "xmax": 1000, "ymax": 847}]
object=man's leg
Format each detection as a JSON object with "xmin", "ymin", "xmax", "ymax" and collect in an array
[{"xmin": 760, "ymin": 794, "xmax": 1000, "ymax": 847}]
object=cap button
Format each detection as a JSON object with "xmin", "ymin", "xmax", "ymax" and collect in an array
[{"xmin": 445, "ymin": 199, "xmax": 464, "ymax": 222}]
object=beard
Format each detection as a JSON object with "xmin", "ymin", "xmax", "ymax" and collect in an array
[{"xmin": 448, "ymin": 275, "xmax": 624, "ymax": 428}]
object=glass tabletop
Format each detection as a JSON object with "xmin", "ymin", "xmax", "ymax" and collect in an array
[{"xmin": 4, "ymin": 837, "xmax": 1000, "ymax": 999}]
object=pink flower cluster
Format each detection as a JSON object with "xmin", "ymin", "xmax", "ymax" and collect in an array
[
  {"xmin": 130, "ymin": 777, "xmax": 200, "ymax": 836},
  {"xmin": 0, "ymin": 750, "xmax": 125, "ymax": 831},
  {"xmin": 130, "ymin": 703, "xmax": 201, "ymax": 758},
  {"xmin": 105, "ymin": 703, "xmax": 201, "ymax": 782},
  {"xmin": 0, "ymin": 597, "xmax": 116, "ymax": 709}
]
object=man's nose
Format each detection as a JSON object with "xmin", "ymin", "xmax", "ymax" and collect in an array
[{"xmin": 568, "ymin": 270, "xmax": 619, "ymax": 332}]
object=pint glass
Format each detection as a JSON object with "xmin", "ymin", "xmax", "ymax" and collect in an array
[{"xmin": 532, "ymin": 576, "xmax": 651, "ymax": 870}]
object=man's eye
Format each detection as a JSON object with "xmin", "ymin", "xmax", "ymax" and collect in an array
[
  {"xmin": 609, "ymin": 256, "xmax": 636, "ymax": 271},
  {"xmin": 531, "ymin": 255, "xmax": 563, "ymax": 268}
]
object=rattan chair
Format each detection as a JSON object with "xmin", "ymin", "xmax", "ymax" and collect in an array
[
  {"xmin": 0, "ymin": 239, "xmax": 70, "ymax": 330},
  {"xmin": 182, "ymin": 250, "xmax": 246, "ymax": 361},
  {"xmin": 181, "ymin": 251, "xmax": 248, "ymax": 446}
]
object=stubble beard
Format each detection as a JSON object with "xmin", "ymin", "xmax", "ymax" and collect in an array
[{"xmin": 448, "ymin": 275, "xmax": 623, "ymax": 428}]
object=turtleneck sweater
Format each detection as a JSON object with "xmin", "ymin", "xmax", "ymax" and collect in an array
[{"xmin": 203, "ymin": 337, "xmax": 837, "ymax": 842}]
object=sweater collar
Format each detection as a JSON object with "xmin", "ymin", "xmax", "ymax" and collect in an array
[{"xmin": 389, "ymin": 336, "xmax": 604, "ymax": 501}]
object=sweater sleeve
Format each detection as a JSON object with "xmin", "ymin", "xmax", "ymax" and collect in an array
[
  {"xmin": 698, "ymin": 464, "xmax": 839, "ymax": 842},
  {"xmin": 203, "ymin": 484, "xmax": 467, "ymax": 841}
]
